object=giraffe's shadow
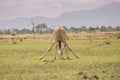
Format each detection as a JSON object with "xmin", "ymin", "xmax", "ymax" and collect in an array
[
  {"xmin": 43, "ymin": 57, "xmax": 73, "ymax": 63},
  {"xmin": 60, "ymin": 57, "xmax": 73, "ymax": 60}
]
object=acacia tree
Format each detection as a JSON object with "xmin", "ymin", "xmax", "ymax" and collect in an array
[{"xmin": 35, "ymin": 23, "xmax": 47, "ymax": 34}]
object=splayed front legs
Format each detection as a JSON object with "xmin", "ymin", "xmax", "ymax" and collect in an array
[{"xmin": 38, "ymin": 41, "xmax": 79, "ymax": 60}]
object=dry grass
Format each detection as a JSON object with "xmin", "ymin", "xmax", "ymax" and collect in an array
[{"xmin": 0, "ymin": 32, "xmax": 119, "ymax": 40}]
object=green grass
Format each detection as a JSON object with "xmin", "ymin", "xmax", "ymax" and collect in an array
[{"xmin": 0, "ymin": 38, "xmax": 120, "ymax": 80}]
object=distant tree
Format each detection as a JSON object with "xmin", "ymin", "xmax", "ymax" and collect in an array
[
  {"xmin": 0, "ymin": 30, "xmax": 2, "ymax": 34},
  {"xmin": 42, "ymin": 23, "xmax": 47, "ymax": 33},
  {"xmin": 100, "ymin": 26, "xmax": 106, "ymax": 32},
  {"xmin": 115, "ymin": 26, "xmax": 120, "ymax": 31},
  {"xmin": 69, "ymin": 26, "xmax": 75, "ymax": 32},
  {"xmin": 88, "ymin": 26, "xmax": 95, "ymax": 32},
  {"xmin": 35, "ymin": 23, "xmax": 47, "ymax": 34},
  {"xmin": 95, "ymin": 26, "xmax": 100, "ymax": 31},
  {"xmin": 31, "ymin": 19, "xmax": 36, "ymax": 38},
  {"xmin": 31, "ymin": 19, "xmax": 35, "ymax": 33},
  {"xmin": 107, "ymin": 26, "xmax": 113, "ymax": 32},
  {"xmin": 62, "ymin": 26, "xmax": 68, "ymax": 30},
  {"xmin": 0, "ymin": 29, "xmax": 14, "ymax": 34},
  {"xmin": 46, "ymin": 28, "xmax": 53, "ymax": 33},
  {"xmin": 79, "ymin": 26, "xmax": 87, "ymax": 32},
  {"xmin": 69, "ymin": 26, "xmax": 80, "ymax": 32},
  {"xmin": 1, "ymin": 29, "xmax": 11, "ymax": 34},
  {"xmin": 21, "ymin": 28, "xmax": 26, "ymax": 33},
  {"xmin": 13, "ymin": 28, "xmax": 19, "ymax": 34},
  {"xmin": 19, "ymin": 28, "xmax": 31, "ymax": 34},
  {"xmin": 10, "ymin": 29, "xmax": 17, "ymax": 44}
]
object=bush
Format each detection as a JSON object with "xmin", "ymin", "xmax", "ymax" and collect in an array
[{"xmin": 117, "ymin": 33, "xmax": 120, "ymax": 39}]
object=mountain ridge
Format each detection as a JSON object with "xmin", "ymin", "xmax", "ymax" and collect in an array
[{"xmin": 0, "ymin": 2, "xmax": 120, "ymax": 29}]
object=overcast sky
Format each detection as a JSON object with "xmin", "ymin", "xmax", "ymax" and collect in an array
[{"xmin": 0, "ymin": 0, "xmax": 120, "ymax": 22}]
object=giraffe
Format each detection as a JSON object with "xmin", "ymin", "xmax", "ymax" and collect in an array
[{"xmin": 38, "ymin": 26, "xmax": 79, "ymax": 60}]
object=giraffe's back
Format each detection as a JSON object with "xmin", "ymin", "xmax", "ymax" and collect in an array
[{"xmin": 53, "ymin": 26, "xmax": 66, "ymax": 42}]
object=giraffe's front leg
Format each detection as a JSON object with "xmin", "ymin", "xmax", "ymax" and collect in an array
[
  {"xmin": 64, "ymin": 43, "xmax": 70, "ymax": 59},
  {"xmin": 53, "ymin": 43, "xmax": 58, "ymax": 60},
  {"xmin": 38, "ymin": 41, "xmax": 56, "ymax": 60}
]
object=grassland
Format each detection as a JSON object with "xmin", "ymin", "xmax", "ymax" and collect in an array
[{"xmin": 0, "ymin": 33, "xmax": 120, "ymax": 80}]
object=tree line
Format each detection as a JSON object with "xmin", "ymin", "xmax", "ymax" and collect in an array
[{"xmin": 0, "ymin": 24, "xmax": 120, "ymax": 34}]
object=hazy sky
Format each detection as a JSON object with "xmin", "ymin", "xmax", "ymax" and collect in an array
[{"xmin": 0, "ymin": 0, "xmax": 120, "ymax": 22}]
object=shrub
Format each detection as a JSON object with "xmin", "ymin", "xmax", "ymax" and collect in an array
[{"xmin": 117, "ymin": 33, "xmax": 120, "ymax": 39}]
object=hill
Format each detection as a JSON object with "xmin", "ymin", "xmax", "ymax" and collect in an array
[{"xmin": 0, "ymin": 2, "xmax": 120, "ymax": 29}]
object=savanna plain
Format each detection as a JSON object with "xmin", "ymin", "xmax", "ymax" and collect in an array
[{"xmin": 0, "ymin": 32, "xmax": 120, "ymax": 80}]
